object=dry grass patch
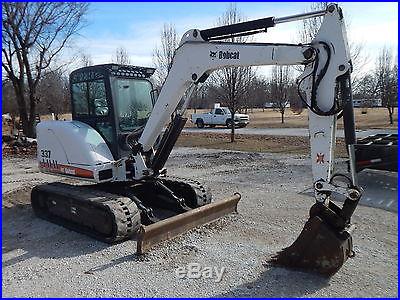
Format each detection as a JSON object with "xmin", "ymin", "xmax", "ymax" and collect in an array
[
  {"xmin": 185, "ymin": 108, "xmax": 397, "ymax": 130},
  {"xmin": 177, "ymin": 132, "xmax": 348, "ymax": 157}
]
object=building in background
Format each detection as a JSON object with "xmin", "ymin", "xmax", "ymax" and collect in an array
[{"xmin": 353, "ymin": 98, "xmax": 382, "ymax": 108}]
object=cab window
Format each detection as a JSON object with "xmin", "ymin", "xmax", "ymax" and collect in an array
[
  {"xmin": 71, "ymin": 82, "xmax": 89, "ymax": 115},
  {"xmin": 215, "ymin": 108, "xmax": 223, "ymax": 115},
  {"xmin": 89, "ymin": 80, "xmax": 108, "ymax": 116},
  {"xmin": 112, "ymin": 79, "xmax": 153, "ymax": 131},
  {"xmin": 71, "ymin": 80, "xmax": 108, "ymax": 116}
]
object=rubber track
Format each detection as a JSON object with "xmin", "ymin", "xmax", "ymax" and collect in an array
[
  {"xmin": 31, "ymin": 182, "xmax": 141, "ymax": 243},
  {"xmin": 161, "ymin": 176, "xmax": 212, "ymax": 207}
]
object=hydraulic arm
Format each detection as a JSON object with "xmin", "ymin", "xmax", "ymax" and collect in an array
[{"xmin": 134, "ymin": 3, "xmax": 362, "ymax": 275}]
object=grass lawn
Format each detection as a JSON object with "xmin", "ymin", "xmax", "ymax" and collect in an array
[
  {"xmin": 176, "ymin": 132, "xmax": 348, "ymax": 157},
  {"xmin": 185, "ymin": 107, "xmax": 397, "ymax": 130}
]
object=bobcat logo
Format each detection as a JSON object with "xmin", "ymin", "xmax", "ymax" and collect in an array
[{"xmin": 210, "ymin": 50, "xmax": 240, "ymax": 60}]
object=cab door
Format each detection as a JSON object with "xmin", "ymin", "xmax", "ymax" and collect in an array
[
  {"xmin": 71, "ymin": 78, "xmax": 118, "ymax": 159},
  {"xmin": 213, "ymin": 108, "xmax": 225, "ymax": 124}
]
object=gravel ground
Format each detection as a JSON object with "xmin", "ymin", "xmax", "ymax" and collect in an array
[{"xmin": 2, "ymin": 148, "xmax": 398, "ymax": 297}]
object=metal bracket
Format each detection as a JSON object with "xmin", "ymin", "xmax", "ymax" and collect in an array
[{"xmin": 314, "ymin": 181, "xmax": 361, "ymax": 201}]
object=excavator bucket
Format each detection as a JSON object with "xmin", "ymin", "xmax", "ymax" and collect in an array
[
  {"xmin": 269, "ymin": 215, "xmax": 355, "ymax": 276},
  {"xmin": 137, "ymin": 193, "xmax": 241, "ymax": 254}
]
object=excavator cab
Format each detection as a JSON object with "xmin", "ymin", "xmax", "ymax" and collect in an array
[
  {"xmin": 69, "ymin": 64, "xmax": 156, "ymax": 160},
  {"xmin": 33, "ymin": 64, "xmax": 240, "ymax": 249}
]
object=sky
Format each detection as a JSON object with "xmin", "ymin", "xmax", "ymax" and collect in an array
[{"xmin": 67, "ymin": 2, "xmax": 398, "ymax": 76}]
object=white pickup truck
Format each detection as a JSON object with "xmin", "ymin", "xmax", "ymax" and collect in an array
[{"xmin": 191, "ymin": 107, "xmax": 250, "ymax": 128}]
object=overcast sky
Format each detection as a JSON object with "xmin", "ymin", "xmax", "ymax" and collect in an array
[{"xmin": 67, "ymin": 2, "xmax": 398, "ymax": 76}]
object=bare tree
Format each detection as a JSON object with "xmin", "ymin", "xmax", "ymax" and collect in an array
[
  {"xmin": 2, "ymin": 2, "xmax": 89, "ymax": 137},
  {"xmin": 36, "ymin": 69, "xmax": 70, "ymax": 118},
  {"xmin": 3, "ymin": 70, "xmax": 70, "ymax": 120},
  {"xmin": 376, "ymin": 47, "xmax": 397, "ymax": 124},
  {"xmin": 239, "ymin": 75, "xmax": 268, "ymax": 113},
  {"xmin": 354, "ymin": 74, "xmax": 378, "ymax": 108},
  {"xmin": 152, "ymin": 23, "xmax": 178, "ymax": 88},
  {"xmin": 2, "ymin": 79, "xmax": 19, "ymax": 116},
  {"xmin": 298, "ymin": 2, "xmax": 329, "ymax": 43},
  {"xmin": 112, "ymin": 47, "xmax": 131, "ymax": 65},
  {"xmin": 208, "ymin": 4, "xmax": 256, "ymax": 142},
  {"xmin": 348, "ymin": 43, "xmax": 369, "ymax": 92},
  {"xmin": 189, "ymin": 86, "xmax": 204, "ymax": 113},
  {"xmin": 80, "ymin": 52, "xmax": 93, "ymax": 67},
  {"xmin": 389, "ymin": 61, "xmax": 398, "ymax": 120},
  {"xmin": 188, "ymin": 85, "xmax": 215, "ymax": 110},
  {"xmin": 269, "ymin": 66, "xmax": 295, "ymax": 123},
  {"xmin": 297, "ymin": 2, "xmax": 368, "ymax": 91}
]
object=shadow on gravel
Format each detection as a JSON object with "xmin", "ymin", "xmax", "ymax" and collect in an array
[
  {"xmin": 2, "ymin": 204, "xmax": 110, "ymax": 267},
  {"xmin": 83, "ymin": 253, "xmax": 148, "ymax": 274},
  {"xmin": 218, "ymin": 266, "xmax": 330, "ymax": 297}
]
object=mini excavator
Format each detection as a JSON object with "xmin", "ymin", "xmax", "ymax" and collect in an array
[{"xmin": 32, "ymin": 3, "xmax": 362, "ymax": 276}]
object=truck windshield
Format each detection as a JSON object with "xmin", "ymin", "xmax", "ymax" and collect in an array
[{"xmin": 112, "ymin": 78, "xmax": 153, "ymax": 131}]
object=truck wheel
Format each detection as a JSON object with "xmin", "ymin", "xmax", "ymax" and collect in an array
[
  {"xmin": 196, "ymin": 119, "xmax": 205, "ymax": 128},
  {"xmin": 226, "ymin": 119, "xmax": 234, "ymax": 129}
]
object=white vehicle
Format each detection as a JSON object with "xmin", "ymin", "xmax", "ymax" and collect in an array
[
  {"xmin": 264, "ymin": 101, "xmax": 290, "ymax": 108},
  {"xmin": 191, "ymin": 107, "xmax": 249, "ymax": 128},
  {"xmin": 264, "ymin": 102, "xmax": 274, "ymax": 108},
  {"xmin": 32, "ymin": 4, "xmax": 362, "ymax": 275}
]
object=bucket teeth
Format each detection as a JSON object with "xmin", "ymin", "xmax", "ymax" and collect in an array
[{"xmin": 269, "ymin": 216, "xmax": 354, "ymax": 276}]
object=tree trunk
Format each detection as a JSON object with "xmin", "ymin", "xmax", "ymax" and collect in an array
[
  {"xmin": 17, "ymin": 102, "xmax": 36, "ymax": 138},
  {"xmin": 27, "ymin": 118, "xmax": 36, "ymax": 138},
  {"xmin": 14, "ymin": 90, "xmax": 30, "ymax": 137},
  {"xmin": 281, "ymin": 111, "xmax": 284, "ymax": 123},
  {"xmin": 230, "ymin": 111, "xmax": 235, "ymax": 143},
  {"xmin": 28, "ymin": 92, "xmax": 37, "ymax": 138},
  {"xmin": 388, "ymin": 106, "xmax": 394, "ymax": 125}
]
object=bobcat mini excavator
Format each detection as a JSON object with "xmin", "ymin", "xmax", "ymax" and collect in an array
[{"xmin": 32, "ymin": 3, "xmax": 362, "ymax": 276}]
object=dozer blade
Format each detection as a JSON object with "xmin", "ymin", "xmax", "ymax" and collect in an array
[
  {"xmin": 137, "ymin": 193, "xmax": 241, "ymax": 254},
  {"xmin": 269, "ymin": 216, "xmax": 355, "ymax": 276}
]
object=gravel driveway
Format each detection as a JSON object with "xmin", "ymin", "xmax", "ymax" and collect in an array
[{"xmin": 2, "ymin": 148, "xmax": 398, "ymax": 297}]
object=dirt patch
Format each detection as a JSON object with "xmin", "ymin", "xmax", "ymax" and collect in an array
[
  {"xmin": 2, "ymin": 186, "xmax": 33, "ymax": 208},
  {"xmin": 2, "ymin": 143, "xmax": 37, "ymax": 158}
]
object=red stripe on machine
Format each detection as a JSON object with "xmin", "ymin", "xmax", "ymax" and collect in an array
[{"xmin": 39, "ymin": 162, "xmax": 94, "ymax": 179}]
